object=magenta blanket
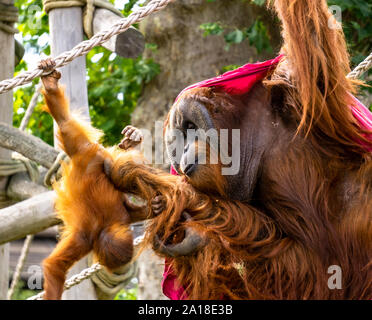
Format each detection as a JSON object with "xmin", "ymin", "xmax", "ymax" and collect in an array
[
  {"xmin": 350, "ymin": 95, "xmax": 372, "ymax": 152},
  {"xmin": 162, "ymin": 56, "xmax": 372, "ymax": 300},
  {"xmin": 176, "ymin": 55, "xmax": 283, "ymax": 100}
]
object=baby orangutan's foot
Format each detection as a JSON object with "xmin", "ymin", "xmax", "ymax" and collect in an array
[
  {"xmin": 151, "ymin": 194, "xmax": 165, "ymax": 216},
  {"xmin": 39, "ymin": 58, "xmax": 61, "ymax": 92},
  {"xmin": 119, "ymin": 125, "xmax": 143, "ymax": 150}
]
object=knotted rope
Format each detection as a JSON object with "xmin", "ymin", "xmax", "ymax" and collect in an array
[
  {"xmin": 0, "ymin": 0, "xmax": 175, "ymax": 94},
  {"xmin": 42, "ymin": 0, "xmax": 123, "ymax": 38},
  {"xmin": 27, "ymin": 262, "xmax": 103, "ymax": 300},
  {"xmin": 0, "ymin": 1, "xmax": 18, "ymax": 34},
  {"xmin": 0, "ymin": 154, "xmax": 39, "ymax": 183},
  {"xmin": 0, "ymin": 153, "xmax": 39, "ymax": 207},
  {"xmin": 43, "ymin": 151, "xmax": 68, "ymax": 187},
  {"xmin": 0, "ymin": 152, "xmax": 40, "ymax": 205}
]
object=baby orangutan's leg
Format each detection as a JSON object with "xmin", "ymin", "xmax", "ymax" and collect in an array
[
  {"xmin": 43, "ymin": 232, "xmax": 90, "ymax": 300},
  {"xmin": 93, "ymin": 222, "xmax": 133, "ymax": 270}
]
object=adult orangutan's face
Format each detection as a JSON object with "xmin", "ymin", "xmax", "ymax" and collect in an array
[{"xmin": 165, "ymin": 84, "xmax": 283, "ymax": 201}]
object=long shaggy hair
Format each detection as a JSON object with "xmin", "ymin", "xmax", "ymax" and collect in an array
[
  {"xmin": 109, "ymin": 145, "xmax": 372, "ymax": 299},
  {"xmin": 266, "ymin": 0, "xmax": 372, "ymax": 157}
]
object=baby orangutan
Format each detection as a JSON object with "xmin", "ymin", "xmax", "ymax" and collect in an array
[{"xmin": 39, "ymin": 59, "xmax": 161, "ymax": 300}]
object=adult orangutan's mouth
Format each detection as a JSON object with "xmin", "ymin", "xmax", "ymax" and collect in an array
[{"xmin": 181, "ymin": 159, "xmax": 198, "ymax": 177}]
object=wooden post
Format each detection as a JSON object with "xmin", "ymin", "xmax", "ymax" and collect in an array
[
  {"xmin": 0, "ymin": 0, "xmax": 15, "ymax": 300},
  {"xmin": 93, "ymin": 9, "xmax": 145, "ymax": 58},
  {"xmin": 48, "ymin": 7, "xmax": 96, "ymax": 300},
  {"xmin": 0, "ymin": 191, "xmax": 59, "ymax": 245}
]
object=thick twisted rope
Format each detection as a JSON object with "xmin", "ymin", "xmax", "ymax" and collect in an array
[
  {"xmin": 347, "ymin": 51, "xmax": 372, "ymax": 80},
  {"xmin": 27, "ymin": 262, "xmax": 103, "ymax": 300},
  {"xmin": 0, "ymin": 1, "xmax": 18, "ymax": 34},
  {"xmin": 44, "ymin": 151, "xmax": 68, "ymax": 187},
  {"xmin": 0, "ymin": 0, "xmax": 174, "ymax": 95},
  {"xmin": 26, "ymin": 234, "xmax": 144, "ymax": 300}
]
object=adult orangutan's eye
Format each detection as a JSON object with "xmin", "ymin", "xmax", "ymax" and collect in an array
[{"xmin": 184, "ymin": 121, "xmax": 196, "ymax": 130}]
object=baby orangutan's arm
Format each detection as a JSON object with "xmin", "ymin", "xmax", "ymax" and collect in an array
[{"xmin": 39, "ymin": 58, "xmax": 97, "ymax": 158}]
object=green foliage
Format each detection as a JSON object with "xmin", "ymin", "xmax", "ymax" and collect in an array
[
  {"xmin": 10, "ymin": 280, "xmax": 41, "ymax": 300},
  {"xmin": 114, "ymin": 286, "xmax": 137, "ymax": 300},
  {"xmin": 87, "ymin": 48, "xmax": 160, "ymax": 145},
  {"xmin": 328, "ymin": 0, "xmax": 372, "ymax": 66},
  {"xmin": 123, "ymin": 0, "xmax": 140, "ymax": 16},
  {"xmin": 13, "ymin": 78, "xmax": 54, "ymax": 145},
  {"xmin": 16, "ymin": 0, "xmax": 50, "ymax": 55},
  {"xmin": 13, "ymin": 0, "xmax": 159, "ymax": 146},
  {"xmin": 200, "ymin": 20, "xmax": 272, "ymax": 53},
  {"xmin": 221, "ymin": 65, "xmax": 240, "ymax": 73},
  {"xmin": 200, "ymin": 22, "xmax": 224, "ymax": 36},
  {"xmin": 244, "ymin": 20, "xmax": 272, "ymax": 54},
  {"xmin": 200, "ymin": 1, "xmax": 272, "ymax": 54},
  {"xmin": 252, "ymin": 0, "xmax": 265, "ymax": 5}
]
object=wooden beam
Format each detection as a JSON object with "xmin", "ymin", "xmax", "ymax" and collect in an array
[
  {"xmin": 0, "ymin": 122, "xmax": 59, "ymax": 168},
  {"xmin": 7, "ymin": 171, "xmax": 49, "ymax": 201},
  {"xmin": 93, "ymin": 9, "xmax": 145, "ymax": 58},
  {"xmin": 0, "ymin": 191, "xmax": 60, "ymax": 246},
  {"xmin": 49, "ymin": 7, "xmax": 97, "ymax": 300}
]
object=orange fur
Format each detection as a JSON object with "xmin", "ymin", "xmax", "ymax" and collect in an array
[{"xmin": 41, "ymin": 85, "xmax": 137, "ymax": 300}]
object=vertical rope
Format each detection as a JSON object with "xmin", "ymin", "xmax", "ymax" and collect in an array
[
  {"xmin": 7, "ymin": 234, "xmax": 34, "ymax": 299},
  {"xmin": 19, "ymin": 83, "xmax": 42, "ymax": 131}
]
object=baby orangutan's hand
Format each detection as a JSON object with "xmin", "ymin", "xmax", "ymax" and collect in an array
[
  {"xmin": 119, "ymin": 125, "xmax": 143, "ymax": 150},
  {"xmin": 39, "ymin": 58, "xmax": 61, "ymax": 92}
]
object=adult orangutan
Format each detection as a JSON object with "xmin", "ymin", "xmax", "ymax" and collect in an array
[{"xmin": 110, "ymin": 0, "xmax": 372, "ymax": 299}]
